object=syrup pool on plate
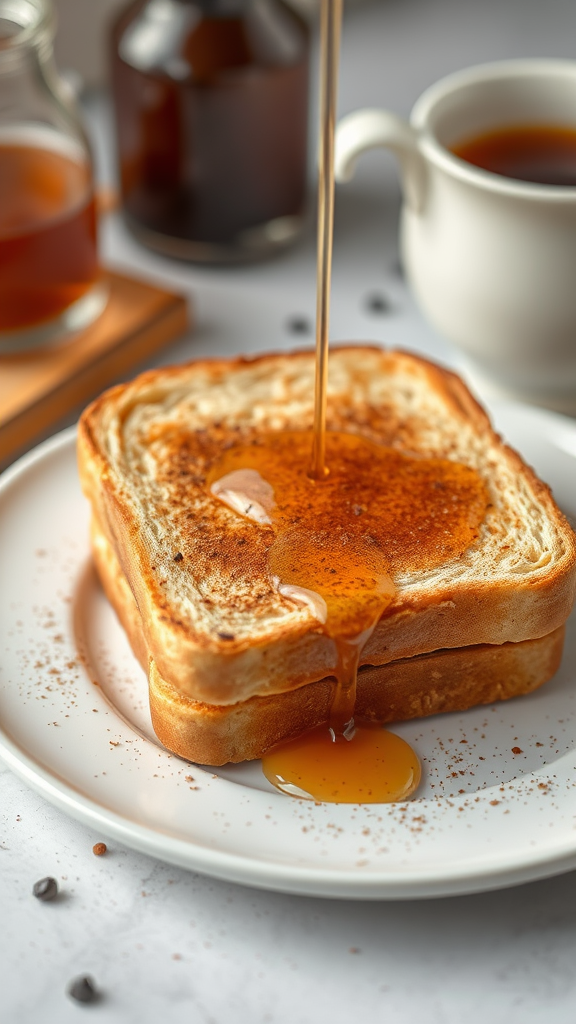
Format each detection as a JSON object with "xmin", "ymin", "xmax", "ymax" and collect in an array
[
  {"xmin": 209, "ymin": 429, "xmax": 488, "ymax": 804},
  {"xmin": 261, "ymin": 724, "xmax": 421, "ymax": 803}
]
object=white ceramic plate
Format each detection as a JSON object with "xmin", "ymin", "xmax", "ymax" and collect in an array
[{"xmin": 1, "ymin": 407, "xmax": 575, "ymax": 900}]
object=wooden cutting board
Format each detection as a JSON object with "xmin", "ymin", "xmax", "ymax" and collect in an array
[{"xmin": 0, "ymin": 269, "xmax": 189, "ymax": 465}]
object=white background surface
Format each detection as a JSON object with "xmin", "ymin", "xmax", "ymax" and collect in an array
[{"xmin": 2, "ymin": 0, "xmax": 576, "ymax": 1021}]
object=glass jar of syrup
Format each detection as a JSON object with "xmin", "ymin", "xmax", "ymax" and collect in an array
[
  {"xmin": 0, "ymin": 0, "xmax": 105, "ymax": 353},
  {"xmin": 111, "ymin": 0, "xmax": 310, "ymax": 262}
]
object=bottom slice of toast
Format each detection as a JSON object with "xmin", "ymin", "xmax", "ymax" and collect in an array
[{"xmin": 91, "ymin": 507, "xmax": 565, "ymax": 765}]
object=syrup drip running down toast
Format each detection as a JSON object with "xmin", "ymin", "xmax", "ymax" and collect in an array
[{"xmin": 210, "ymin": 430, "xmax": 488, "ymax": 801}]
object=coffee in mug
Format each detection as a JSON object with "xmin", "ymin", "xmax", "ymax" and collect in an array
[{"xmin": 451, "ymin": 124, "xmax": 576, "ymax": 187}]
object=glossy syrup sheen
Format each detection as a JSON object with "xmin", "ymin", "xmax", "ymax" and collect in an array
[
  {"xmin": 451, "ymin": 124, "xmax": 576, "ymax": 186},
  {"xmin": 210, "ymin": 430, "xmax": 489, "ymax": 803},
  {"xmin": 0, "ymin": 145, "xmax": 98, "ymax": 330},
  {"xmin": 262, "ymin": 724, "xmax": 421, "ymax": 803}
]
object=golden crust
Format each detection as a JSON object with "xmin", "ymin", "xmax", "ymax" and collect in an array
[
  {"xmin": 79, "ymin": 347, "xmax": 576, "ymax": 707},
  {"xmin": 149, "ymin": 631, "xmax": 565, "ymax": 764}
]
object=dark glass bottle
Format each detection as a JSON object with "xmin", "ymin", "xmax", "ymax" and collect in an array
[{"xmin": 111, "ymin": 0, "xmax": 310, "ymax": 262}]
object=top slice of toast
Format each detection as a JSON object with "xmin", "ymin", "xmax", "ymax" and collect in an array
[{"xmin": 78, "ymin": 346, "xmax": 576, "ymax": 706}]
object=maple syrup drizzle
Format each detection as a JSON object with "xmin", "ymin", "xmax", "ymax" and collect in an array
[
  {"xmin": 209, "ymin": 431, "xmax": 489, "ymax": 803},
  {"xmin": 210, "ymin": 0, "xmax": 485, "ymax": 805},
  {"xmin": 292, "ymin": 0, "xmax": 423, "ymax": 803}
]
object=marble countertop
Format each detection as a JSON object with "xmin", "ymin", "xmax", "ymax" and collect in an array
[{"xmin": 3, "ymin": 1, "xmax": 576, "ymax": 1021}]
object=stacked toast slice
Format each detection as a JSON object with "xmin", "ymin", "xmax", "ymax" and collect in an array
[{"xmin": 78, "ymin": 348, "xmax": 576, "ymax": 763}]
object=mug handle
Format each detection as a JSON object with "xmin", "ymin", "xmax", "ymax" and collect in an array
[{"xmin": 334, "ymin": 109, "xmax": 427, "ymax": 213}]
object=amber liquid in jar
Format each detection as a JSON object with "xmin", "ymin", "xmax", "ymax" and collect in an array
[
  {"xmin": 111, "ymin": 0, "xmax": 310, "ymax": 261},
  {"xmin": 0, "ymin": 140, "xmax": 98, "ymax": 332}
]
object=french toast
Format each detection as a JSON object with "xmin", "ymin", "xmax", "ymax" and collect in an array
[{"xmin": 78, "ymin": 347, "xmax": 576, "ymax": 763}]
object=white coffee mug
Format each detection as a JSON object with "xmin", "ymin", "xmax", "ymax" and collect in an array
[{"xmin": 335, "ymin": 60, "xmax": 576, "ymax": 411}]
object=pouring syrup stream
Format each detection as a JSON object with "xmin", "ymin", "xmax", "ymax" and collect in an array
[{"xmin": 310, "ymin": 0, "xmax": 343, "ymax": 481}]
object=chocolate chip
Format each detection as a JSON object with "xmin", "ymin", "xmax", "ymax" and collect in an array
[
  {"xmin": 286, "ymin": 315, "xmax": 311, "ymax": 334},
  {"xmin": 365, "ymin": 292, "xmax": 390, "ymax": 314},
  {"xmin": 67, "ymin": 975, "xmax": 99, "ymax": 1004},
  {"xmin": 173, "ymin": 552, "xmax": 183, "ymax": 562},
  {"xmin": 33, "ymin": 876, "xmax": 58, "ymax": 901},
  {"xmin": 217, "ymin": 631, "xmax": 235, "ymax": 641}
]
